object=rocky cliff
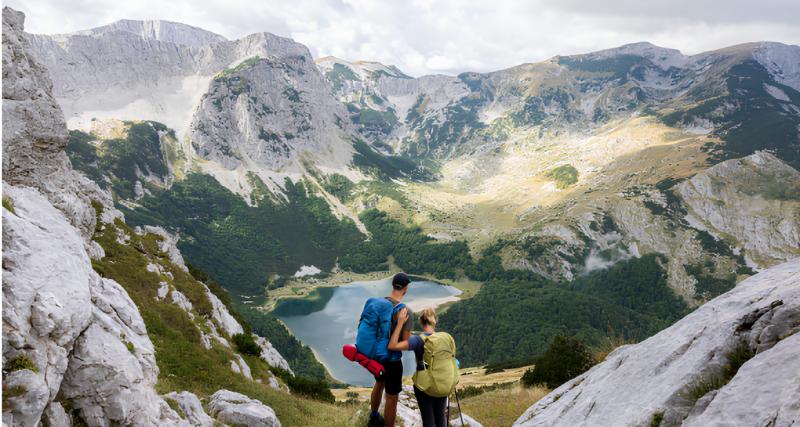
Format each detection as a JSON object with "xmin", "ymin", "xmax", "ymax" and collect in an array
[
  {"xmin": 515, "ymin": 258, "xmax": 800, "ymax": 426},
  {"xmin": 2, "ymin": 8, "xmax": 287, "ymax": 426},
  {"xmin": 28, "ymin": 19, "xmax": 368, "ymax": 197}
]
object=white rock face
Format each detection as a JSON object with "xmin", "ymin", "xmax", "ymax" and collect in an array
[
  {"xmin": 515, "ymin": 259, "xmax": 800, "ymax": 426},
  {"xmin": 164, "ymin": 391, "xmax": 215, "ymax": 427},
  {"xmin": 205, "ymin": 286, "xmax": 245, "ymax": 337},
  {"xmin": 254, "ymin": 336, "xmax": 292, "ymax": 373},
  {"xmin": 677, "ymin": 151, "xmax": 800, "ymax": 267},
  {"xmin": 58, "ymin": 19, "xmax": 227, "ymax": 47},
  {"xmin": 2, "ymin": 185, "xmax": 183, "ymax": 427},
  {"xmin": 208, "ymin": 390, "xmax": 281, "ymax": 427},
  {"xmin": 143, "ymin": 225, "xmax": 188, "ymax": 271},
  {"xmin": 189, "ymin": 50, "xmax": 356, "ymax": 174},
  {"xmin": 683, "ymin": 331, "xmax": 800, "ymax": 426},
  {"xmin": 754, "ymin": 41, "xmax": 800, "ymax": 92},
  {"xmin": 230, "ymin": 355, "xmax": 253, "ymax": 380},
  {"xmin": 2, "ymin": 185, "xmax": 94, "ymax": 425},
  {"xmin": 2, "ymin": 6, "xmax": 112, "ymax": 242}
]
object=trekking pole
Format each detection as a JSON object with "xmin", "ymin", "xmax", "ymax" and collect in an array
[{"xmin": 454, "ymin": 389, "xmax": 465, "ymax": 426}]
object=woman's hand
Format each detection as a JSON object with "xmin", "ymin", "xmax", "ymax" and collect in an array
[
  {"xmin": 388, "ymin": 307, "xmax": 411, "ymax": 351},
  {"xmin": 397, "ymin": 307, "xmax": 409, "ymax": 325}
]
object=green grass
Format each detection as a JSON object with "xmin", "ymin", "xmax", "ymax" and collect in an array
[
  {"xmin": 2, "ymin": 385, "xmax": 27, "ymax": 408},
  {"xmin": 683, "ymin": 343, "xmax": 755, "ymax": 403},
  {"xmin": 3, "ymin": 195, "xmax": 15, "ymax": 214},
  {"xmin": 163, "ymin": 397, "xmax": 185, "ymax": 419},
  {"xmin": 545, "ymin": 165, "xmax": 579, "ymax": 189},
  {"xmin": 217, "ymin": 56, "xmax": 261, "ymax": 79},
  {"xmin": 65, "ymin": 122, "xmax": 170, "ymax": 199},
  {"xmin": 650, "ymin": 411, "xmax": 664, "ymax": 427},
  {"xmin": 5, "ymin": 355, "xmax": 39, "ymax": 373},
  {"xmin": 89, "ymin": 207, "xmax": 356, "ymax": 426},
  {"xmin": 325, "ymin": 63, "xmax": 359, "ymax": 91}
]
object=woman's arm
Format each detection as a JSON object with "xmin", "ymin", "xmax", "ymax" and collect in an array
[{"xmin": 388, "ymin": 307, "xmax": 410, "ymax": 351}]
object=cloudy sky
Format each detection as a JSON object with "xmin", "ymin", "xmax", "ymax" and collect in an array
[{"xmin": 8, "ymin": 0, "xmax": 800, "ymax": 76}]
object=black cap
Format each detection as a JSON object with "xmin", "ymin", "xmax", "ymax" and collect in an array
[{"xmin": 392, "ymin": 272, "xmax": 411, "ymax": 289}]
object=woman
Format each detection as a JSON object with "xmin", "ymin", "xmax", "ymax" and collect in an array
[{"xmin": 388, "ymin": 307, "xmax": 452, "ymax": 427}]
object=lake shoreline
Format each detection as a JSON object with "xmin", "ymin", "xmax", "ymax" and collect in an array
[
  {"xmin": 263, "ymin": 268, "xmax": 477, "ymax": 314},
  {"xmin": 274, "ymin": 277, "xmax": 464, "ymax": 386}
]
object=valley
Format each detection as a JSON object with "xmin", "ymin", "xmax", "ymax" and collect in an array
[{"xmin": 3, "ymin": 5, "xmax": 799, "ymax": 426}]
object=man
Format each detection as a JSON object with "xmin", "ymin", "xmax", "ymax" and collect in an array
[{"xmin": 369, "ymin": 272, "xmax": 413, "ymax": 427}]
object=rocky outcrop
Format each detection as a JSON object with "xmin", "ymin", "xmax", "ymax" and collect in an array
[
  {"xmin": 2, "ymin": 8, "xmax": 288, "ymax": 426},
  {"xmin": 2, "ymin": 185, "xmax": 183, "ymax": 426},
  {"xmin": 677, "ymin": 151, "xmax": 800, "ymax": 268},
  {"xmin": 163, "ymin": 391, "xmax": 215, "ymax": 427},
  {"xmin": 254, "ymin": 336, "xmax": 292, "ymax": 373},
  {"xmin": 208, "ymin": 390, "xmax": 281, "ymax": 427},
  {"xmin": 2, "ymin": 7, "xmax": 114, "ymax": 243},
  {"xmin": 514, "ymin": 258, "xmax": 800, "ymax": 426},
  {"xmin": 142, "ymin": 226, "xmax": 189, "ymax": 271},
  {"xmin": 189, "ymin": 51, "xmax": 356, "ymax": 175}
]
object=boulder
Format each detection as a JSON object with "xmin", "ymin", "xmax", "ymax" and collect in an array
[
  {"xmin": 254, "ymin": 336, "xmax": 292, "ymax": 373},
  {"xmin": 163, "ymin": 391, "xmax": 215, "ymax": 427},
  {"xmin": 208, "ymin": 390, "xmax": 281, "ymax": 427}
]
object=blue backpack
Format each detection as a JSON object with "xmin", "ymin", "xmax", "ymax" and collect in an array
[{"xmin": 356, "ymin": 297, "xmax": 405, "ymax": 362}]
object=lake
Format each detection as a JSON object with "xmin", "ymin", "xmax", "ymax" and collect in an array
[{"xmin": 276, "ymin": 278, "xmax": 462, "ymax": 386}]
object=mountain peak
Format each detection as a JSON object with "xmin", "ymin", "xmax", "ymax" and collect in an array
[
  {"xmin": 578, "ymin": 41, "xmax": 688, "ymax": 70},
  {"xmin": 316, "ymin": 56, "xmax": 411, "ymax": 79},
  {"xmin": 51, "ymin": 18, "xmax": 227, "ymax": 47}
]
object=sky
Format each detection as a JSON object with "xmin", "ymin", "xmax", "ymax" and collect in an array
[{"xmin": 8, "ymin": 0, "xmax": 800, "ymax": 76}]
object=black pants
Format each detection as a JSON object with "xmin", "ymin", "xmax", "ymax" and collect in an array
[{"xmin": 414, "ymin": 386, "xmax": 447, "ymax": 427}]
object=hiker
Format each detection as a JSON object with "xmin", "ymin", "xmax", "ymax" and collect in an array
[
  {"xmin": 357, "ymin": 273, "xmax": 414, "ymax": 427},
  {"xmin": 388, "ymin": 307, "xmax": 459, "ymax": 427}
]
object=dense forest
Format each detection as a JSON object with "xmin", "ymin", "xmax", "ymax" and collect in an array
[
  {"xmin": 439, "ymin": 255, "xmax": 688, "ymax": 366},
  {"xmin": 124, "ymin": 173, "xmax": 363, "ymax": 296}
]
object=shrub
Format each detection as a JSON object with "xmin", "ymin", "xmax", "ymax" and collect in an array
[
  {"xmin": 521, "ymin": 336, "xmax": 595, "ymax": 389},
  {"xmin": 232, "ymin": 333, "xmax": 262, "ymax": 356},
  {"xmin": 5, "ymin": 355, "xmax": 39, "ymax": 373},
  {"xmin": 2, "ymin": 385, "xmax": 27, "ymax": 407},
  {"xmin": 2, "ymin": 196, "xmax": 15, "ymax": 214},
  {"xmin": 270, "ymin": 367, "xmax": 335, "ymax": 403},
  {"xmin": 650, "ymin": 411, "xmax": 664, "ymax": 427},
  {"xmin": 545, "ymin": 165, "xmax": 578, "ymax": 189}
]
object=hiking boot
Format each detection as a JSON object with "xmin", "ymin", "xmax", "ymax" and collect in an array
[{"xmin": 367, "ymin": 413, "xmax": 385, "ymax": 426}]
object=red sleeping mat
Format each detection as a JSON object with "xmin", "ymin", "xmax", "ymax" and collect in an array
[{"xmin": 342, "ymin": 344, "xmax": 385, "ymax": 380}]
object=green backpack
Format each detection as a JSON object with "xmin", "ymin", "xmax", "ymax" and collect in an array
[{"xmin": 412, "ymin": 332, "xmax": 459, "ymax": 398}]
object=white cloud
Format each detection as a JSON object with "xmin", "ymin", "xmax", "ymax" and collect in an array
[{"xmin": 7, "ymin": 0, "xmax": 800, "ymax": 76}]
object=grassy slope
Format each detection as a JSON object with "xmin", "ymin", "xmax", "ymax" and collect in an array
[
  {"xmin": 89, "ymin": 209, "xmax": 357, "ymax": 426},
  {"xmin": 459, "ymin": 384, "xmax": 549, "ymax": 427}
]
